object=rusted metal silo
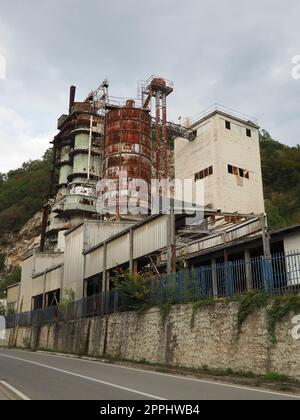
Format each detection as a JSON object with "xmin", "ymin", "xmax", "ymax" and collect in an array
[{"xmin": 103, "ymin": 100, "xmax": 152, "ymax": 218}]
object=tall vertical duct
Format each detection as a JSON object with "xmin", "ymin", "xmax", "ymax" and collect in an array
[
  {"xmin": 69, "ymin": 85, "xmax": 76, "ymax": 114},
  {"xmin": 140, "ymin": 76, "xmax": 173, "ymax": 184}
]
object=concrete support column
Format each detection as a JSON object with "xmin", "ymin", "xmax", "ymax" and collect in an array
[
  {"xmin": 83, "ymin": 279, "xmax": 88, "ymax": 299},
  {"xmin": 129, "ymin": 228, "xmax": 134, "ymax": 272},
  {"xmin": 212, "ymin": 258, "xmax": 218, "ymax": 298},
  {"xmin": 42, "ymin": 273, "xmax": 47, "ymax": 309},
  {"xmin": 167, "ymin": 210, "xmax": 176, "ymax": 275},
  {"xmin": 245, "ymin": 249, "xmax": 253, "ymax": 291},
  {"xmin": 261, "ymin": 215, "xmax": 271, "ymax": 259},
  {"xmin": 102, "ymin": 242, "xmax": 108, "ymax": 314},
  {"xmin": 103, "ymin": 242, "xmax": 108, "ymax": 291},
  {"xmin": 132, "ymin": 260, "xmax": 138, "ymax": 273}
]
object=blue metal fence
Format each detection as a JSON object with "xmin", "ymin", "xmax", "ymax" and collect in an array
[{"xmin": 5, "ymin": 251, "xmax": 300, "ymax": 328}]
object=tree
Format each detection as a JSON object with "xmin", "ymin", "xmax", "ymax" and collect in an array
[
  {"xmin": 114, "ymin": 270, "xmax": 151, "ymax": 310},
  {"xmin": 0, "ymin": 267, "xmax": 21, "ymax": 299},
  {"xmin": 260, "ymin": 130, "xmax": 300, "ymax": 230}
]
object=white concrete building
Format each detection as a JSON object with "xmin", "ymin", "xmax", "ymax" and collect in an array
[{"xmin": 175, "ymin": 108, "xmax": 265, "ymax": 214}]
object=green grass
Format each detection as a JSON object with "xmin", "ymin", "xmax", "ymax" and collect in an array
[{"xmin": 264, "ymin": 371, "xmax": 290, "ymax": 382}]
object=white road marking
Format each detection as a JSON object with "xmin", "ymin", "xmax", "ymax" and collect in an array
[
  {"xmin": 0, "ymin": 381, "xmax": 30, "ymax": 400},
  {"xmin": 0, "ymin": 353, "xmax": 166, "ymax": 400},
  {"xmin": 2, "ymin": 349, "xmax": 300, "ymax": 400},
  {"xmin": 14, "ymin": 349, "xmax": 300, "ymax": 400}
]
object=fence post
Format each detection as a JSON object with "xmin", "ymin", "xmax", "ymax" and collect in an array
[
  {"xmin": 212, "ymin": 258, "xmax": 218, "ymax": 299},
  {"xmin": 226, "ymin": 262, "xmax": 234, "ymax": 297},
  {"xmin": 245, "ymin": 249, "xmax": 253, "ymax": 291},
  {"xmin": 260, "ymin": 256, "xmax": 274, "ymax": 294}
]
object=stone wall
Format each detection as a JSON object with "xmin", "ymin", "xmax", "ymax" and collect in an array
[{"xmin": 1, "ymin": 302, "xmax": 300, "ymax": 379}]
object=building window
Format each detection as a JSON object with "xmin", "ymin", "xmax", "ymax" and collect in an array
[
  {"xmin": 225, "ymin": 120, "xmax": 231, "ymax": 130},
  {"xmin": 32, "ymin": 294, "xmax": 43, "ymax": 310},
  {"xmin": 195, "ymin": 166, "xmax": 213, "ymax": 181},
  {"xmin": 246, "ymin": 128, "xmax": 252, "ymax": 137},
  {"xmin": 45, "ymin": 289, "xmax": 60, "ymax": 307},
  {"xmin": 81, "ymin": 198, "xmax": 93, "ymax": 206},
  {"xmin": 228, "ymin": 164, "xmax": 250, "ymax": 179}
]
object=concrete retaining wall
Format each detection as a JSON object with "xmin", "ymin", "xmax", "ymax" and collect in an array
[{"xmin": 1, "ymin": 302, "xmax": 300, "ymax": 379}]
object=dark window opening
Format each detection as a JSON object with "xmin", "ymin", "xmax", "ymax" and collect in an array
[
  {"xmin": 246, "ymin": 128, "xmax": 252, "ymax": 137},
  {"xmin": 225, "ymin": 120, "xmax": 231, "ymax": 130},
  {"xmin": 84, "ymin": 274, "xmax": 103, "ymax": 298},
  {"xmin": 195, "ymin": 166, "xmax": 213, "ymax": 182},
  {"xmin": 228, "ymin": 164, "xmax": 250, "ymax": 179},
  {"xmin": 81, "ymin": 198, "xmax": 93, "ymax": 206},
  {"xmin": 45, "ymin": 289, "xmax": 60, "ymax": 307},
  {"xmin": 32, "ymin": 294, "xmax": 43, "ymax": 310}
]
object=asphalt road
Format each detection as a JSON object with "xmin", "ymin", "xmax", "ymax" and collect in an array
[{"xmin": 0, "ymin": 348, "xmax": 299, "ymax": 400}]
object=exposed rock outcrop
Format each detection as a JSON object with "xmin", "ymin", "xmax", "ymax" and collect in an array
[{"xmin": 0, "ymin": 211, "xmax": 42, "ymax": 270}]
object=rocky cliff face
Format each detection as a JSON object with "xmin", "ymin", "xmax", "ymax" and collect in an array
[{"xmin": 0, "ymin": 211, "xmax": 42, "ymax": 270}]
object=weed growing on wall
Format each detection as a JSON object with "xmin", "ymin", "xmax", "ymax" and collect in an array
[
  {"xmin": 267, "ymin": 294, "xmax": 300, "ymax": 344},
  {"xmin": 236, "ymin": 290, "xmax": 269, "ymax": 336},
  {"xmin": 160, "ymin": 301, "xmax": 172, "ymax": 325}
]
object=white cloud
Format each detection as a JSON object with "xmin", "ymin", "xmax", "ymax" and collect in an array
[{"xmin": 0, "ymin": 106, "xmax": 54, "ymax": 172}]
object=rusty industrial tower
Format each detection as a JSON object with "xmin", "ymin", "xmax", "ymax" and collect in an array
[{"xmin": 40, "ymin": 76, "xmax": 189, "ymax": 251}]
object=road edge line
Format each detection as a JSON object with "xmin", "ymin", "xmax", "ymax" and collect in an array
[{"xmin": 0, "ymin": 381, "xmax": 30, "ymax": 400}]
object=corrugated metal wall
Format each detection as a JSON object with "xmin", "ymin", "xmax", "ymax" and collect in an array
[
  {"xmin": 7, "ymin": 285, "xmax": 19, "ymax": 305},
  {"xmin": 63, "ymin": 225, "xmax": 84, "ymax": 299},
  {"xmin": 45, "ymin": 265, "xmax": 63, "ymax": 293},
  {"xmin": 83, "ymin": 216, "xmax": 169, "ymax": 276},
  {"xmin": 83, "ymin": 221, "xmax": 133, "ymax": 251},
  {"xmin": 107, "ymin": 233, "xmax": 130, "ymax": 270},
  {"xmin": 31, "ymin": 265, "xmax": 63, "ymax": 299},
  {"xmin": 34, "ymin": 253, "xmax": 64, "ymax": 275},
  {"xmin": 84, "ymin": 247, "xmax": 104, "ymax": 279},
  {"xmin": 32, "ymin": 273, "xmax": 44, "ymax": 297},
  {"xmin": 133, "ymin": 216, "xmax": 168, "ymax": 259},
  {"xmin": 20, "ymin": 255, "xmax": 34, "ymax": 312}
]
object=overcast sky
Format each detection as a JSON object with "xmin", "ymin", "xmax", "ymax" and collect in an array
[{"xmin": 0, "ymin": 0, "xmax": 299, "ymax": 172}]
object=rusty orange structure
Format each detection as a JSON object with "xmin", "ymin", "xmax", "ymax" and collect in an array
[
  {"xmin": 140, "ymin": 76, "xmax": 174, "ymax": 181},
  {"xmin": 103, "ymin": 99, "xmax": 152, "ymax": 217}
]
